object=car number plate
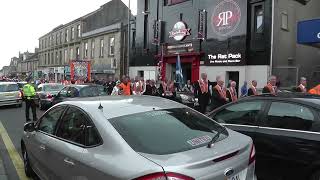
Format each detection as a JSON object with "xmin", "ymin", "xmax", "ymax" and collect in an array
[{"xmin": 226, "ymin": 168, "xmax": 247, "ymax": 180}]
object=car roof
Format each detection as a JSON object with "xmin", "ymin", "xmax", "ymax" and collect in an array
[
  {"xmin": 240, "ymin": 93, "xmax": 320, "ymax": 108},
  {"xmin": 59, "ymin": 96, "xmax": 185, "ymax": 119},
  {"xmin": 0, "ymin": 82, "xmax": 18, "ymax": 85}
]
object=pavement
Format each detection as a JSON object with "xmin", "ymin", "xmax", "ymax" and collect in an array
[{"xmin": 0, "ymin": 104, "xmax": 43, "ymax": 180}]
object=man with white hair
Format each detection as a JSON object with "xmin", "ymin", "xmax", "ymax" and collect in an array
[
  {"xmin": 211, "ymin": 76, "xmax": 229, "ymax": 109},
  {"xmin": 194, "ymin": 73, "xmax": 211, "ymax": 113},
  {"xmin": 226, "ymin": 81, "xmax": 238, "ymax": 102},
  {"xmin": 296, "ymin": 77, "xmax": 307, "ymax": 93},
  {"xmin": 262, "ymin": 75, "xmax": 277, "ymax": 95}
]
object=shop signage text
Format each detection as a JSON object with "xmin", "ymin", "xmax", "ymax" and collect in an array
[
  {"xmin": 169, "ymin": 21, "xmax": 191, "ymax": 41},
  {"xmin": 208, "ymin": 53, "xmax": 242, "ymax": 64}
]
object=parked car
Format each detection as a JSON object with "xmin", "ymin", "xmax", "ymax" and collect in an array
[
  {"xmin": 207, "ymin": 93, "xmax": 320, "ymax": 180},
  {"xmin": 35, "ymin": 83, "xmax": 64, "ymax": 110},
  {"xmin": 22, "ymin": 96, "xmax": 256, "ymax": 180},
  {"xmin": 0, "ymin": 82, "xmax": 22, "ymax": 107},
  {"xmin": 51, "ymin": 84, "xmax": 107, "ymax": 106}
]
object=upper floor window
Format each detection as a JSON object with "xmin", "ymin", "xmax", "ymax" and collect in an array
[
  {"xmin": 84, "ymin": 42, "xmax": 88, "ymax": 58},
  {"xmin": 64, "ymin": 49, "xmax": 68, "ymax": 63},
  {"xmin": 91, "ymin": 40, "xmax": 95, "ymax": 58},
  {"xmin": 76, "ymin": 47, "xmax": 80, "ymax": 58},
  {"xmin": 70, "ymin": 48, "xmax": 74, "ymax": 59},
  {"xmin": 109, "ymin": 37, "xmax": 115, "ymax": 56},
  {"xmin": 60, "ymin": 32, "xmax": 63, "ymax": 44},
  {"xmin": 77, "ymin": 25, "xmax": 81, "ymax": 38},
  {"xmin": 65, "ymin": 29, "xmax": 69, "ymax": 42},
  {"xmin": 254, "ymin": 4, "xmax": 264, "ymax": 34},
  {"xmin": 71, "ymin": 27, "xmax": 75, "ymax": 40},
  {"xmin": 56, "ymin": 34, "xmax": 58, "ymax": 45},
  {"xmin": 100, "ymin": 39, "xmax": 104, "ymax": 57},
  {"xmin": 49, "ymin": 36, "xmax": 51, "ymax": 46}
]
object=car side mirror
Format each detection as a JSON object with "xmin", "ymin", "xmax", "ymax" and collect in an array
[{"xmin": 24, "ymin": 122, "xmax": 35, "ymax": 132}]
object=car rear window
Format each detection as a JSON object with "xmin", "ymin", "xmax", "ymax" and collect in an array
[
  {"xmin": 109, "ymin": 108, "xmax": 228, "ymax": 155},
  {"xmin": 43, "ymin": 84, "xmax": 64, "ymax": 92},
  {"xmin": 80, "ymin": 86, "xmax": 106, "ymax": 97},
  {"xmin": 0, "ymin": 84, "xmax": 19, "ymax": 92}
]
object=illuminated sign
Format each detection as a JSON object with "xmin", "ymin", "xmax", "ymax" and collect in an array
[
  {"xmin": 211, "ymin": 0, "xmax": 241, "ymax": 36},
  {"xmin": 169, "ymin": 21, "xmax": 191, "ymax": 41}
]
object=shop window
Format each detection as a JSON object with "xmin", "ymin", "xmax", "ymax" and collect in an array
[
  {"xmin": 138, "ymin": 71, "xmax": 144, "ymax": 78},
  {"xmin": 254, "ymin": 4, "xmax": 264, "ymax": 34}
]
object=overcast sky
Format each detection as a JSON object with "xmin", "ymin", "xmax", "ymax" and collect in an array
[{"xmin": 0, "ymin": 0, "xmax": 137, "ymax": 69}]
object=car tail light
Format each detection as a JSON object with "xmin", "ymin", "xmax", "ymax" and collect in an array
[
  {"xmin": 18, "ymin": 91, "xmax": 22, "ymax": 98},
  {"xmin": 134, "ymin": 172, "xmax": 194, "ymax": 180},
  {"xmin": 47, "ymin": 93, "xmax": 52, "ymax": 98},
  {"xmin": 249, "ymin": 144, "xmax": 256, "ymax": 165}
]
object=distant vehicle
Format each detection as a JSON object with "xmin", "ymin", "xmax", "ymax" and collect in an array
[
  {"xmin": 35, "ymin": 83, "xmax": 64, "ymax": 110},
  {"xmin": 51, "ymin": 84, "xmax": 107, "ymax": 106},
  {"xmin": 207, "ymin": 93, "xmax": 320, "ymax": 180},
  {"xmin": 22, "ymin": 96, "xmax": 256, "ymax": 180},
  {"xmin": 0, "ymin": 82, "xmax": 22, "ymax": 107}
]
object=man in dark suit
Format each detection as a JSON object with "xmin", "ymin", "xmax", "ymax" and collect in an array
[
  {"xmin": 248, "ymin": 80, "xmax": 258, "ymax": 96},
  {"xmin": 211, "ymin": 76, "xmax": 229, "ymax": 110},
  {"xmin": 194, "ymin": 73, "xmax": 211, "ymax": 114}
]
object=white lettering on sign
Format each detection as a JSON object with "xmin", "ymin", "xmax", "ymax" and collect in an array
[
  {"xmin": 217, "ymin": 11, "xmax": 233, "ymax": 26},
  {"xmin": 208, "ymin": 53, "xmax": 242, "ymax": 64},
  {"xmin": 317, "ymin": 32, "xmax": 320, "ymax": 39}
]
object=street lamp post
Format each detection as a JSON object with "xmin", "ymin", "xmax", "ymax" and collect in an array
[{"xmin": 127, "ymin": 0, "xmax": 131, "ymax": 76}]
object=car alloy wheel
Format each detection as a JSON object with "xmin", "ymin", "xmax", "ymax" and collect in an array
[{"xmin": 23, "ymin": 149, "xmax": 35, "ymax": 177}]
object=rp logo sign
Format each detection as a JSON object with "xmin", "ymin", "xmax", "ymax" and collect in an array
[
  {"xmin": 212, "ymin": 0, "xmax": 241, "ymax": 36},
  {"xmin": 217, "ymin": 11, "xmax": 233, "ymax": 26}
]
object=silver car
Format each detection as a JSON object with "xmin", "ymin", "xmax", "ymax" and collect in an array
[
  {"xmin": 21, "ymin": 96, "xmax": 256, "ymax": 180},
  {"xmin": 0, "ymin": 82, "xmax": 23, "ymax": 107}
]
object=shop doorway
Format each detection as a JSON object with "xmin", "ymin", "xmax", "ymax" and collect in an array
[{"xmin": 227, "ymin": 71, "xmax": 239, "ymax": 93}]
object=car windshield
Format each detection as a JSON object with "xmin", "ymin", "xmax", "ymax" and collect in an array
[
  {"xmin": 109, "ymin": 108, "xmax": 227, "ymax": 155},
  {"xmin": 79, "ymin": 86, "xmax": 106, "ymax": 97},
  {"xmin": 43, "ymin": 84, "xmax": 64, "ymax": 92},
  {"xmin": 0, "ymin": 84, "xmax": 19, "ymax": 92}
]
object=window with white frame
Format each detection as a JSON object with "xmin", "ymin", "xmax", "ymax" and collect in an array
[
  {"xmin": 76, "ymin": 47, "xmax": 80, "ymax": 58},
  {"xmin": 91, "ymin": 40, "xmax": 95, "ymax": 58},
  {"xmin": 65, "ymin": 29, "xmax": 69, "ymax": 42},
  {"xmin": 100, "ymin": 39, "xmax": 104, "ymax": 57},
  {"xmin": 71, "ymin": 27, "xmax": 75, "ymax": 40},
  {"xmin": 109, "ymin": 37, "xmax": 115, "ymax": 56},
  {"xmin": 84, "ymin": 42, "xmax": 88, "ymax": 58},
  {"xmin": 281, "ymin": 12, "xmax": 289, "ymax": 30},
  {"xmin": 111, "ymin": 58, "xmax": 117, "ymax": 69},
  {"xmin": 77, "ymin": 25, "xmax": 81, "ymax": 38},
  {"xmin": 64, "ymin": 49, "xmax": 68, "ymax": 63},
  {"xmin": 70, "ymin": 48, "xmax": 74, "ymax": 60}
]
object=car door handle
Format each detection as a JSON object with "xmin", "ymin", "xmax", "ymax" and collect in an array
[
  {"xmin": 64, "ymin": 158, "xmax": 75, "ymax": 166},
  {"xmin": 39, "ymin": 144, "xmax": 46, "ymax": 150}
]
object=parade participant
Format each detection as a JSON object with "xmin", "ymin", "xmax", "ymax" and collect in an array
[
  {"xmin": 111, "ymin": 80, "xmax": 121, "ymax": 96},
  {"xmin": 262, "ymin": 75, "xmax": 277, "ymax": 95},
  {"xmin": 227, "ymin": 81, "xmax": 238, "ymax": 102},
  {"xmin": 211, "ymin": 76, "xmax": 228, "ymax": 109},
  {"xmin": 248, "ymin": 80, "xmax": 258, "ymax": 96},
  {"xmin": 240, "ymin": 81, "xmax": 248, "ymax": 97},
  {"xmin": 105, "ymin": 76, "xmax": 115, "ymax": 95},
  {"xmin": 296, "ymin": 77, "xmax": 307, "ymax": 93},
  {"xmin": 23, "ymin": 78, "xmax": 37, "ymax": 122},
  {"xmin": 309, "ymin": 85, "xmax": 320, "ymax": 95},
  {"xmin": 119, "ymin": 76, "xmax": 131, "ymax": 96},
  {"xmin": 194, "ymin": 73, "xmax": 211, "ymax": 114},
  {"xmin": 182, "ymin": 80, "xmax": 194, "ymax": 93}
]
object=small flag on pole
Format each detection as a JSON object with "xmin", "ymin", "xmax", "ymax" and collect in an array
[{"xmin": 176, "ymin": 54, "xmax": 183, "ymax": 86}]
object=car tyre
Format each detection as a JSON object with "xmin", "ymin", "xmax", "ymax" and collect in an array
[
  {"xmin": 310, "ymin": 170, "xmax": 320, "ymax": 180},
  {"xmin": 22, "ymin": 146, "xmax": 35, "ymax": 177}
]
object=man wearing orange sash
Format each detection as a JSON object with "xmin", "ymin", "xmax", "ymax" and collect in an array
[
  {"xmin": 211, "ymin": 76, "xmax": 228, "ymax": 109},
  {"xmin": 248, "ymin": 80, "xmax": 258, "ymax": 96},
  {"xmin": 226, "ymin": 81, "xmax": 238, "ymax": 102},
  {"xmin": 262, "ymin": 75, "xmax": 277, "ymax": 95}
]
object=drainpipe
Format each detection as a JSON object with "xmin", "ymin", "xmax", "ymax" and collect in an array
[{"xmin": 269, "ymin": 0, "xmax": 275, "ymax": 77}]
